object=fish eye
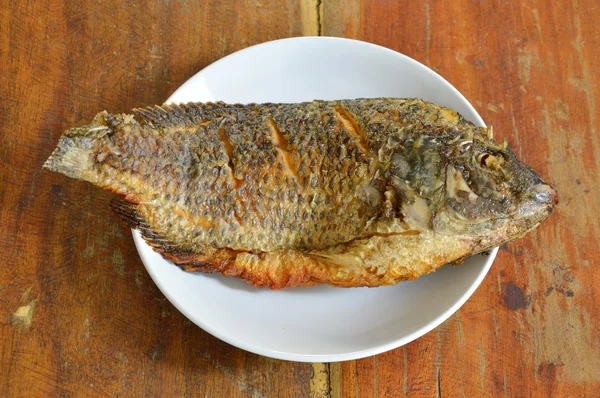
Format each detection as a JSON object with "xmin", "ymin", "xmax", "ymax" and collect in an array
[
  {"xmin": 477, "ymin": 152, "xmax": 503, "ymax": 169},
  {"xmin": 478, "ymin": 153, "xmax": 492, "ymax": 167}
]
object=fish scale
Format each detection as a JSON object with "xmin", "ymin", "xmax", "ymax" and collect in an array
[
  {"xmin": 44, "ymin": 98, "xmax": 556, "ymax": 288},
  {"xmin": 187, "ymin": 102, "xmax": 361, "ymax": 250}
]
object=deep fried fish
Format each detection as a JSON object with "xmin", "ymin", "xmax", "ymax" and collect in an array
[{"xmin": 44, "ymin": 98, "xmax": 556, "ymax": 288}]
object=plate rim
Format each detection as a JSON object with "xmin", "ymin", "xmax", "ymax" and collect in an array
[{"xmin": 134, "ymin": 36, "xmax": 497, "ymax": 362}]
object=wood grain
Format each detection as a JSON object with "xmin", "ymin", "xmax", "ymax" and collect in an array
[
  {"xmin": 322, "ymin": 0, "xmax": 600, "ymax": 396},
  {"xmin": 1, "ymin": 0, "xmax": 599, "ymax": 396},
  {"xmin": 0, "ymin": 1, "xmax": 311, "ymax": 396}
]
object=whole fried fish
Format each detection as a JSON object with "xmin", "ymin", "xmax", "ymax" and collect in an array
[{"xmin": 44, "ymin": 98, "xmax": 556, "ymax": 288}]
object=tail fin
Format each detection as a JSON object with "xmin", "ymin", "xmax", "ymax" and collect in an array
[
  {"xmin": 43, "ymin": 135, "xmax": 94, "ymax": 180},
  {"xmin": 43, "ymin": 111, "xmax": 112, "ymax": 181}
]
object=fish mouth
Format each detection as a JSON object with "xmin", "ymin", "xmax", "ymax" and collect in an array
[
  {"xmin": 532, "ymin": 183, "xmax": 558, "ymax": 207},
  {"xmin": 513, "ymin": 183, "xmax": 557, "ymax": 224}
]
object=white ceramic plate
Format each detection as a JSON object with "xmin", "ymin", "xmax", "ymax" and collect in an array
[{"xmin": 132, "ymin": 37, "xmax": 497, "ymax": 362}]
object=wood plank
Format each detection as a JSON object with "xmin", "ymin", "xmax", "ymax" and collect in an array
[
  {"xmin": 322, "ymin": 0, "xmax": 600, "ymax": 396},
  {"xmin": 0, "ymin": 0, "xmax": 313, "ymax": 396},
  {"xmin": 2, "ymin": 0, "xmax": 599, "ymax": 395}
]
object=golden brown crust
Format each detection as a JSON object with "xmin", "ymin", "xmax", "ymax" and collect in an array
[
  {"xmin": 141, "ymin": 230, "xmax": 476, "ymax": 289},
  {"xmin": 157, "ymin": 246, "xmax": 319, "ymax": 289},
  {"xmin": 45, "ymin": 98, "xmax": 556, "ymax": 289}
]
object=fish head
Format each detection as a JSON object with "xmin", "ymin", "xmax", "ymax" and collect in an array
[{"xmin": 430, "ymin": 127, "xmax": 557, "ymax": 242}]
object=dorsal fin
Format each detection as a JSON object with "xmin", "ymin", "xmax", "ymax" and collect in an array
[{"xmin": 132, "ymin": 102, "xmax": 226, "ymax": 129}]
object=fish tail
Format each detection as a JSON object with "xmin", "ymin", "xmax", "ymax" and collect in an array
[
  {"xmin": 43, "ymin": 111, "xmax": 112, "ymax": 181},
  {"xmin": 43, "ymin": 134, "xmax": 94, "ymax": 180}
]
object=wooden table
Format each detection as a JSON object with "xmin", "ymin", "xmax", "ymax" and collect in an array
[{"xmin": 1, "ymin": 0, "xmax": 598, "ymax": 396}]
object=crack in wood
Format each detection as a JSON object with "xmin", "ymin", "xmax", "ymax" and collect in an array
[
  {"xmin": 309, "ymin": 362, "xmax": 331, "ymax": 397},
  {"xmin": 301, "ymin": 0, "xmax": 324, "ymax": 36},
  {"xmin": 436, "ymin": 367, "xmax": 441, "ymax": 398},
  {"xmin": 316, "ymin": 0, "xmax": 323, "ymax": 36},
  {"xmin": 329, "ymin": 362, "xmax": 341, "ymax": 398}
]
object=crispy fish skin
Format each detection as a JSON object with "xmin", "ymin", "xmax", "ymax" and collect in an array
[{"xmin": 44, "ymin": 98, "xmax": 557, "ymax": 288}]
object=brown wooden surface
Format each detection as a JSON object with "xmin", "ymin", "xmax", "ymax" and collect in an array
[{"xmin": 1, "ymin": 0, "xmax": 598, "ymax": 396}]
